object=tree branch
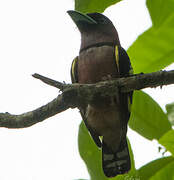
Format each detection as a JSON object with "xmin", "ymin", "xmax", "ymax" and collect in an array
[{"xmin": 1, "ymin": 70, "xmax": 174, "ymax": 128}]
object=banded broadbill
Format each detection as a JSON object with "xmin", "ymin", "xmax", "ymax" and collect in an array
[{"xmin": 68, "ymin": 10, "xmax": 133, "ymax": 177}]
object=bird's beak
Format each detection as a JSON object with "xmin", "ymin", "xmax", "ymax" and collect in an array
[{"xmin": 67, "ymin": 10, "xmax": 97, "ymax": 26}]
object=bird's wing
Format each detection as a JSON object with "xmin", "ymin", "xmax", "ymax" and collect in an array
[
  {"xmin": 115, "ymin": 45, "xmax": 133, "ymax": 124},
  {"xmin": 71, "ymin": 56, "xmax": 79, "ymax": 83},
  {"xmin": 71, "ymin": 56, "xmax": 102, "ymax": 147}
]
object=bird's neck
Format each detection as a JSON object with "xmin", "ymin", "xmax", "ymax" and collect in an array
[
  {"xmin": 80, "ymin": 31, "xmax": 120, "ymax": 52},
  {"xmin": 80, "ymin": 42, "xmax": 117, "ymax": 53}
]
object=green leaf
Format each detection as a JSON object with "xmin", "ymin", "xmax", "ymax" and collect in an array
[
  {"xmin": 159, "ymin": 130, "xmax": 174, "ymax": 155},
  {"xmin": 75, "ymin": 0, "xmax": 121, "ymax": 13},
  {"xmin": 129, "ymin": 91, "xmax": 171, "ymax": 140},
  {"xmin": 128, "ymin": 0, "xmax": 174, "ymax": 73},
  {"xmin": 78, "ymin": 121, "xmax": 136, "ymax": 180},
  {"xmin": 78, "ymin": 121, "xmax": 107, "ymax": 180},
  {"xmin": 149, "ymin": 160, "xmax": 174, "ymax": 180},
  {"xmin": 138, "ymin": 156, "xmax": 174, "ymax": 180},
  {"xmin": 128, "ymin": 13, "xmax": 174, "ymax": 74},
  {"xmin": 146, "ymin": 0, "xmax": 174, "ymax": 27},
  {"xmin": 166, "ymin": 102, "xmax": 174, "ymax": 125}
]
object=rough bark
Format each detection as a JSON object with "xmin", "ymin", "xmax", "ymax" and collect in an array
[{"xmin": 0, "ymin": 70, "xmax": 174, "ymax": 128}]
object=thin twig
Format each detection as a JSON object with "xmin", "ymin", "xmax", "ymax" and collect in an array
[{"xmin": 32, "ymin": 73, "xmax": 68, "ymax": 91}]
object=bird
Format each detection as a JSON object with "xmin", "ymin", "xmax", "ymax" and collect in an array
[{"xmin": 67, "ymin": 10, "xmax": 133, "ymax": 177}]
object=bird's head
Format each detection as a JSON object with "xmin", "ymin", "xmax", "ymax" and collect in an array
[{"xmin": 67, "ymin": 10, "xmax": 120, "ymax": 51}]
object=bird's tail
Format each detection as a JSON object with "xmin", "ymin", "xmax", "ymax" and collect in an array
[{"xmin": 102, "ymin": 138, "xmax": 131, "ymax": 177}]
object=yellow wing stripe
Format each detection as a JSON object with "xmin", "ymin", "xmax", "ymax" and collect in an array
[
  {"xmin": 128, "ymin": 96, "xmax": 132, "ymax": 112},
  {"xmin": 115, "ymin": 45, "xmax": 119, "ymax": 72},
  {"xmin": 71, "ymin": 56, "xmax": 78, "ymax": 81}
]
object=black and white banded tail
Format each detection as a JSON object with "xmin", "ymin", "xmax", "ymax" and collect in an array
[{"xmin": 102, "ymin": 138, "xmax": 131, "ymax": 177}]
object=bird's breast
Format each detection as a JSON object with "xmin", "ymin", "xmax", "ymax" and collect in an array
[
  {"xmin": 78, "ymin": 45, "xmax": 119, "ymax": 83},
  {"xmin": 78, "ymin": 45, "xmax": 121, "ymax": 139}
]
